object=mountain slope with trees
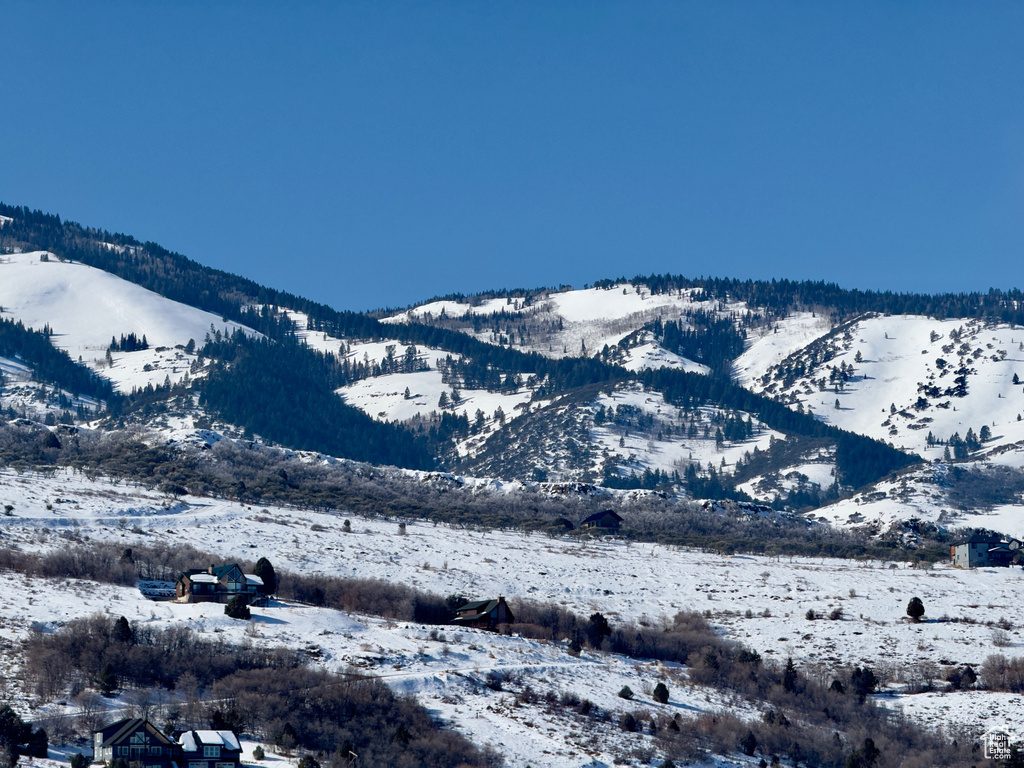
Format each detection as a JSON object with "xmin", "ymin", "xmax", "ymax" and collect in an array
[{"xmin": 0, "ymin": 202, "xmax": 928, "ymax": 496}]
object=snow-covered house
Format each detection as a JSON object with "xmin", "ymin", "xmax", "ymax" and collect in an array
[
  {"xmin": 178, "ymin": 730, "xmax": 242, "ymax": 768},
  {"xmin": 175, "ymin": 563, "xmax": 263, "ymax": 604},
  {"xmin": 92, "ymin": 718, "xmax": 177, "ymax": 768},
  {"xmin": 452, "ymin": 597, "xmax": 515, "ymax": 631},
  {"xmin": 951, "ymin": 533, "xmax": 1022, "ymax": 568}
]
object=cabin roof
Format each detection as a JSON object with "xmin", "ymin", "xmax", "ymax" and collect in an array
[{"xmin": 95, "ymin": 718, "xmax": 175, "ymax": 748}]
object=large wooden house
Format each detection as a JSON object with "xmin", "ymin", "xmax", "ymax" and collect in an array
[
  {"xmin": 452, "ymin": 596, "xmax": 514, "ymax": 631},
  {"xmin": 175, "ymin": 563, "xmax": 264, "ymax": 604},
  {"xmin": 93, "ymin": 720, "xmax": 243, "ymax": 768},
  {"xmin": 179, "ymin": 730, "xmax": 242, "ymax": 768},
  {"xmin": 92, "ymin": 719, "xmax": 177, "ymax": 768}
]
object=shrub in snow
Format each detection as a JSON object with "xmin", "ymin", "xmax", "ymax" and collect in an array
[
  {"xmin": 992, "ymin": 629, "xmax": 1012, "ymax": 648},
  {"xmin": 652, "ymin": 682, "xmax": 669, "ymax": 704},
  {"xmin": 224, "ymin": 596, "xmax": 251, "ymax": 620},
  {"xmin": 618, "ymin": 685, "xmax": 634, "ymax": 700}
]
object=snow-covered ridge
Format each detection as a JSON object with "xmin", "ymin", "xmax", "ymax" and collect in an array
[{"xmin": 382, "ymin": 282, "xmax": 735, "ymax": 370}]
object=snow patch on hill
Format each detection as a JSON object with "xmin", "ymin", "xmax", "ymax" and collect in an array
[
  {"xmin": 0, "ymin": 251, "xmax": 251, "ymax": 391},
  {"xmin": 337, "ymin": 370, "xmax": 533, "ymax": 434},
  {"xmin": 616, "ymin": 335, "xmax": 710, "ymax": 375},
  {"xmin": 383, "ymin": 282, "xmax": 748, "ymax": 370},
  {"xmin": 591, "ymin": 383, "xmax": 782, "ymax": 481},
  {"xmin": 732, "ymin": 312, "xmax": 831, "ymax": 387}
]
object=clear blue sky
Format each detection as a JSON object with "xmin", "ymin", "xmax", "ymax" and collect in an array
[{"xmin": 3, "ymin": 3, "xmax": 1023, "ymax": 311}]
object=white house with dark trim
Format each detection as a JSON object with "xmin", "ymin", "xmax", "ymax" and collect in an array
[
  {"xmin": 951, "ymin": 533, "xmax": 1022, "ymax": 568},
  {"xmin": 178, "ymin": 730, "xmax": 242, "ymax": 768}
]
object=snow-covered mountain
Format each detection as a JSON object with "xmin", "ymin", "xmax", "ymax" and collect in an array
[
  {"xmin": 3, "ymin": 204, "xmax": 1024, "ymax": 538},
  {"xmin": 3, "ymin": 204, "xmax": 1022, "ymax": 767}
]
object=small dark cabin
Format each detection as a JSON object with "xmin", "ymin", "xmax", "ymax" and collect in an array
[
  {"xmin": 581, "ymin": 509, "xmax": 622, "ymax": 531},
  {"xmin": 452, "ymin": 597, "xmax": 515, "ymax": 631}
]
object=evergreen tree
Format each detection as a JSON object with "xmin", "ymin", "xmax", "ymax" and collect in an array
[
  {"xmin": 906, "ymin": 596, "xmax": 925, "ymax": 622},
  {"xmin": 113, "ymin": 615, "xmax": 133, "ymax": 644},
  {"xmin": 224, "ymin": 595, "xmax": 251, "ymax": 620},
  {"xmin": 98, "ymin": 663, "xmax": 117, "ymax": 696},
  {"xmin": 586, "ymin": 613, "xmax": 612, "ymax": 648},
  {"xmin": 782, "ymin": 657, "xmax": 798, "ymax": 693},
  {"xmin": 849, "ymin": 667, "xmax": 878, "ymax": 701},
  {"xmin": 254, "ymin": 557, "xmax": 278, "ymax": 595}
]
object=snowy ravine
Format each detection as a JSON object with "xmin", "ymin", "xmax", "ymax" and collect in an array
[{"xmin": 2, "ymin": 465, "xmax": 1024, "ymax": 760}]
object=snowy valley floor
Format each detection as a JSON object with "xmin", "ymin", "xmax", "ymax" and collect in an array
[{"xmin": 2, "ymin": 467, "xmax": 1022, "ymax": 764}]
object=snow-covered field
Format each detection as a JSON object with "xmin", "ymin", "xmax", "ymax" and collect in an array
[
  {"xmin": 3, "ymin": 464, "xmax": 1024, "ymax": 756},
  {"xmin": 732, "ymin": 312, "xmax": 832, "ymax": 387}
]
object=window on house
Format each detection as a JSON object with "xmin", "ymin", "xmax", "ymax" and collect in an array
[{"xmin": 204, "ymin": 746, "xmax": 220, "ymax": 757}]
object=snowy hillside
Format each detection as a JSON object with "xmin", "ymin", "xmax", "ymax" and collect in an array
[
  {"xmin": 748, "ymin": 313, "xmax": 1024, "ymax": 459},
  {"xmin": 0, "ymin": 251, "xmax": 250, "ymax": 391}
]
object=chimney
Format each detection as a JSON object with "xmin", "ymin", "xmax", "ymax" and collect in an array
[{"xmin": 209, "ymin": 564, "xmax": 215, "ymax": 574}]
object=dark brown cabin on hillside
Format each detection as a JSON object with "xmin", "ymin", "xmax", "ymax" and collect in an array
[
  {"xmin": 452, "ymin": 597, "xmax": 514, "ymax": 631},
  {"xmin": 581, "ymin": 509, "xmax": 622, "ymax": 531}
]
